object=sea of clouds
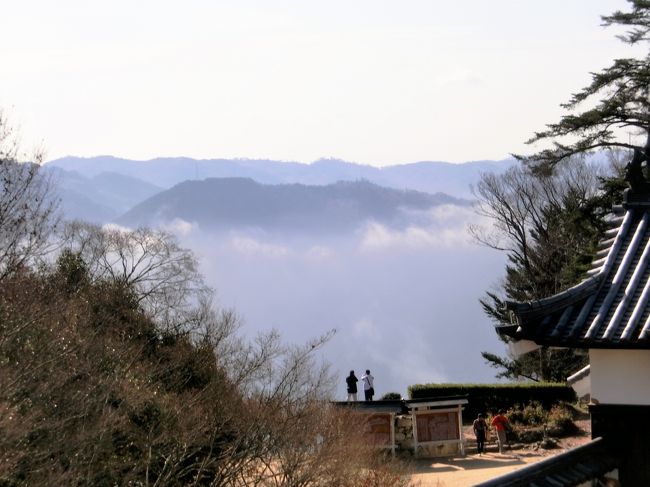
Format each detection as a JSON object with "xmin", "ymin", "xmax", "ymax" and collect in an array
[{"xmin": 162, "ymin": 204, "xmax": 508, "ymax": 398}]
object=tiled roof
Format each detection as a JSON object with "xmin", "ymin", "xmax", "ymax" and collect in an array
[
  {"xmin": 331, "ymin": 400, "xmax": 406, "ymax": 414},
  {"xmin": 474, "ymin": 437, "xmax": 619, "ymax": 487},
  {"xmin": 501, "ymin": 190, "xmax": 650, "ymax": 348},
  {"xmin": 405, "ymin": 396, "xmax": 468, "ymax": 409},
  {"xmin": 332, "ymin": 396, "xmax": 469, "ymax": 414}
]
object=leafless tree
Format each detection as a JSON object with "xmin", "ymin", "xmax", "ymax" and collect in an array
[
  {"xmin": 471, "ymin": 158, "xmax": 608, "ymax": 299},
  {"xmin": 1, "ymin": 241, "xmax": 413, "ymax": 486},
  {"xmin": 0, "ymin": 112, "xmax": 59, "ymax": 281},
  {"xmin": 0, "ymin": 150, "xmax": 413, "ymax": 486},
  {"xmin": 472, "ymin": 157, "xmax": 621, "ymax": 381},
  {"xmin": 471, "ymin": 157, "xmax": 604, "ymax": 262},
  {"xmin": 60, "ymin": 221, "xmax": 210, "ymax": 331}
]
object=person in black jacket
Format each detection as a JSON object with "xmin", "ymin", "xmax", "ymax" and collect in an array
[{"xmin": 345, "ymin": 370, "xmax": 358, "ymax": 401}]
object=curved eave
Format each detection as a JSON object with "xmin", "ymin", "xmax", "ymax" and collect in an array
[
  {"xmin": 504, "ymin": 275, "xmax": 601, "ymax": 326},
  {"xmin": 495, "ymin": 323, "xmax": 519, "ymax": 339},
  {"xmin": 524, "ymin": 335, "xmax": 650, "ymax": 350},
  {"xmin": 495, "ymin": 198, "xmax": 650, "ymax": 349}
]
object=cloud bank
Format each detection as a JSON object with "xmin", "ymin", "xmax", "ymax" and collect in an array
[{"xmin": 172, "ymin": 207, "xmax": 506, "ymax": 399}]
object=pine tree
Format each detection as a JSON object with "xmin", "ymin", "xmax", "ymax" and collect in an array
[
  {"xmin": 476, "ymin": 0, "xmax": 650, "ymax": 380},
  {"xmin": 473, "ymin": 158, "xmax": 624, "ymax": 381},
  {"xmin": 519, "ymin": 0, "xmax": 650, "ymax": 170}
]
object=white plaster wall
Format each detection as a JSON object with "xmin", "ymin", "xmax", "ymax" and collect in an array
[
  {"xmin": 590, "ymin": 349, "xmax": 650, "ymax": 405},
  {"xmin": 570, "ymin": 375, "xmax": 590, "ymax": 400},
  {"xmin": 507, "ymin": 339, "xmax": 540, "ymax": 358}
]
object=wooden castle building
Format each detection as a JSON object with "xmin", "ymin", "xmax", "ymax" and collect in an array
[{"xmin": 482, "ymin": 173, "xmax": 650, "ymax": 485}]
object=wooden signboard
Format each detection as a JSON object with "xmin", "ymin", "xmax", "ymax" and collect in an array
[
  {"xmin": 363, "ymin": 413, "xmax": 393, "ymax": 447},
  {"xmin": 415, "ymin": 411, "xmax": 459, "ymax": 443}
]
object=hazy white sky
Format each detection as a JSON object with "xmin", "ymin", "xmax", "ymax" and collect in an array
[{"xmin": 1, "ymin": 0, "xmax": 638, "ymax": 166}]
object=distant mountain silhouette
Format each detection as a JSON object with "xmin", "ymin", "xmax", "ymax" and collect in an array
[
  {"xmin": 46, "ymin": 155, "xmax": 513, "ymax": 197},
  {"xmin": 117, "ymin": 178, "xmax": 470, "ymax": 233},
  {"xmin": 46, "ymin": 167, "xmax": 163, "ymax": 223}
]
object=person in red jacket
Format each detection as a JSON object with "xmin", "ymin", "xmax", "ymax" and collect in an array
[{"xmin": 491, "ymin": 410, "xmax": 509, "ymax": 453}]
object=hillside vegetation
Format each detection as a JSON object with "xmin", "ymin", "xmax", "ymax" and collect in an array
[
  {"xmin": 1, "ymin": 252, "xmax": 400, "ymax": 486},
  {"xmin": 117, "ymin": 178, "xmax": 468, "ymax": 233},
  {"xmin": 0, "ymin": 125, "xmax": 413, "ymax": 486}
]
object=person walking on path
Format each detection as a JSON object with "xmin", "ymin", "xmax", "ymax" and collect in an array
[
  {"xmin": 491, "ymin": 410, "xmax": 509, "ymax": 454},
  {"xmin": 361, "ymin": 370, "xmax": 374, "ymax": 401},
  {"xmin": 345, "ymin": 370, "xmax": 358, "ymax": 401},
  {"xmin": 473, "ymin": 413, "xmax": 488, "ymax": 454}
]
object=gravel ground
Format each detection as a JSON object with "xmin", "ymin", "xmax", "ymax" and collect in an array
[{"xmin": 406, "ymin": 419, "xmax": 592, "ymax": 486}]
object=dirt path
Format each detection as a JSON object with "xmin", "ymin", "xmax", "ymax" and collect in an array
[
  {"xmin": 407, "ymin": 419, "xmax": 593, "ymax": 486},
  {"xmin": 408, "ymin": 451, "xmax": 547, "ymax": 486}
]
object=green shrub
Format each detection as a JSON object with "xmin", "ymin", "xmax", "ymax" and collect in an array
[
  {"xmin": 507, "ymin": 401, "xmax": 547, "ymax": 426},
  {"xmin": 503, "ymin": 401, "xmax": 578, "ymax": 442},
  {"xmin": 408, "ymin": 382, "xmax": 575, "ymax": 420},
  {"xmin": 380, "ymin": 392, "xmax": 401, "ymax": 400},
  {"xmin": 513, "ymin": 428, "xmax": 544, "ymax": 443},
  {"xmin": 547, "ymin": 404, "xmax": 577, "ymax": 436}
]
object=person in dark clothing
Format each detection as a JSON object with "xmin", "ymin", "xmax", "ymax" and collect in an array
[
  {"xmin": 473, "ymin": 413, "xmax": 488, "ymax": 454},
  {"xmin": 346, "ymin": 370, "xmax": 358, "ymax": 401}
]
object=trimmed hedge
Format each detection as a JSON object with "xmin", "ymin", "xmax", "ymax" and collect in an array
[{"xmin": 408, "ymin": 383, "xmax": 576, "ymax": 421}]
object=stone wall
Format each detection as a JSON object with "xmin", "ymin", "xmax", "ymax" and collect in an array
[{"xmin": 394, "ymin": 415, "xmax": 414, "ymax": 453}]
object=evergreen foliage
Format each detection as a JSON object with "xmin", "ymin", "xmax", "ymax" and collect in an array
[
  {"xmin": 518, "ymin": 0, "xmax": 650, "ymax": 170},
  {"xmin": 474, "ymin": 0, "xmax": 650, "ymax": 381},
  {"xmin": 473, "ymin": 157, "xmax": 624, "ymax": 381}
]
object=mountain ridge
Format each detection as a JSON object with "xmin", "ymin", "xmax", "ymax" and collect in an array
[
  {"xmin": 46, "ymin": 166, "xmax": 163, "ymax": 223},
  {"xmin": 117, "ymin": 177, "xmax": 470, "ymax": 234},
  {"xmin": 46, "ymin": 155, "xmax": 514, "ymax": 197}
]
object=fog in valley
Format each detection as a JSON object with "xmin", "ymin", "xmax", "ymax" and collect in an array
[
  {"xmin": 164, "ymin": 206, "xmax": 507, "ymax": 399},
  {"xmin": 48, "ymin": 156, "xmax": 512, "ymax": 399}
]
